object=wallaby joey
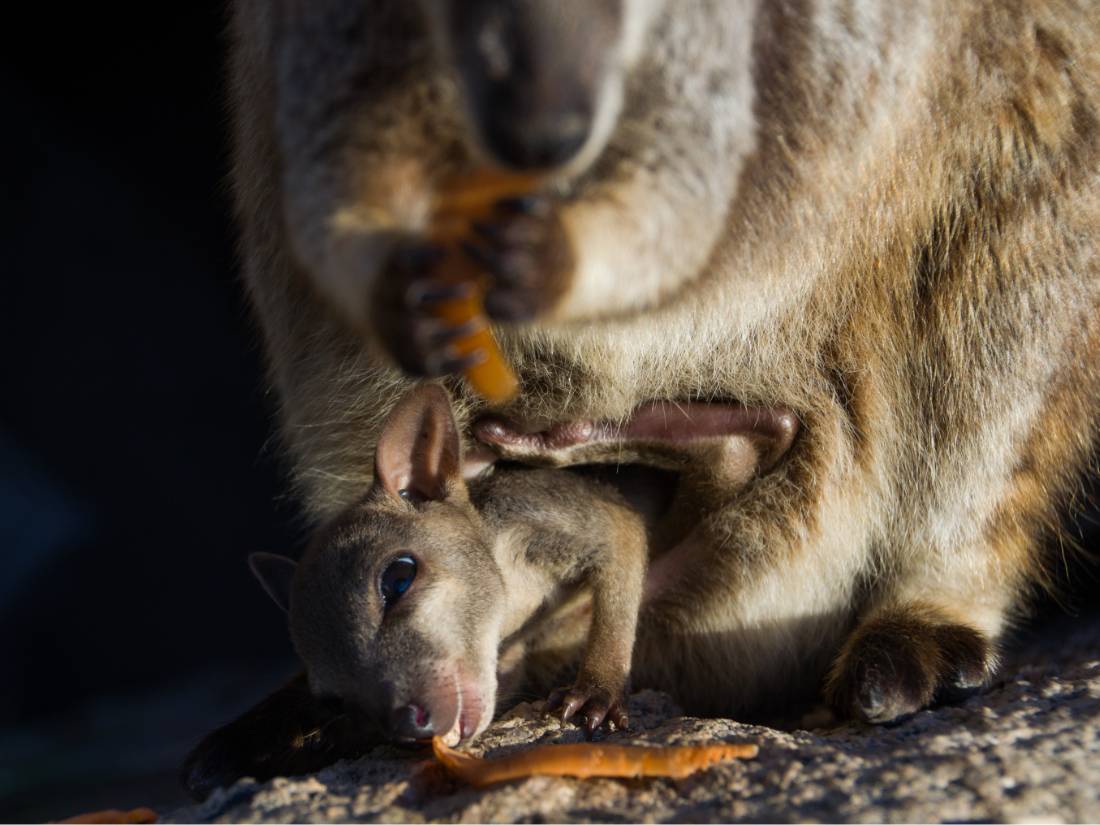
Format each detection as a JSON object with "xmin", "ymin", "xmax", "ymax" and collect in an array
[{"xmin": 249, "ymin": 384, "xmax": 666, "ymax": 745}]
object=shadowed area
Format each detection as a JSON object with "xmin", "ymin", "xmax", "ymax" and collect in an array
[
  {"xmin": 4, "ymin": 2, "xmax": 1100, "ymax": 823},
  {"xmin": 1, "ymin": 3, "xmax": 300, "ymax": 820}
]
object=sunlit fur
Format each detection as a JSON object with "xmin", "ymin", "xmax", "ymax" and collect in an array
[{"xmin": 229, "ymin": 0, "xmax": 1100, "ymax": 718}]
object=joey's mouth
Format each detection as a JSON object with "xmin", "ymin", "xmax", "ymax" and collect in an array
[{"xmin": 431, "ymin": 667, "xmax": 490, "ymax": 746}]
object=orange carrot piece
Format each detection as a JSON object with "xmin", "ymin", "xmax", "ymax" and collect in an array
[
  {"xmin": 432, "ymin": 736, "xmax": 758, "ymax": 788},
  {"xmin": 58, "ymin": 807, "xmax": 158, "ymax": 824},
  {"xmin": 428, "ymin": 170, "xmax": 540, "ymax": 405}
]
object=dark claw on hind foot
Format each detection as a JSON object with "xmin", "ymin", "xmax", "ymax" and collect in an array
[{"xmin": 180, "ymin": 674, "xmax": 371, "ymax": 801}]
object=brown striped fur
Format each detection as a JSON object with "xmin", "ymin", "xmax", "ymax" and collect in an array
[{"xmin": 184, "ymin": 0, "xmax": 1100, "ymax": 796}]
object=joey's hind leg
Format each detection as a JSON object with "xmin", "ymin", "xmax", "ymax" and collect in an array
[
  {"xmin": 825, "ymin": 602, "xmax": 995, "ymax": 724},
  {"xmin": 181, "ymin": 673, "xmax": 373, "ymax": 801}
]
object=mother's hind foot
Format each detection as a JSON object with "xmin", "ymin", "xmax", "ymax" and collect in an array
[{"xmin": 826, "ymin": 603, "xmax": 995, "ymax": 724}]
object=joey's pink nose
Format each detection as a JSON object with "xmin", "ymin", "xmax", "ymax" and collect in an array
[{"xmin": 390, "ymin": 703, "xmax": 433, "ymax": 741}]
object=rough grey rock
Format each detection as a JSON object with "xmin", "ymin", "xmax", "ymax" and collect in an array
[{"xmin": 167, "ymin": 618, "xmax": 1100, "ymax": 823}]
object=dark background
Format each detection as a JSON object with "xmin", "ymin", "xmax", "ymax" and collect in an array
[
  {"xmin": 3, "ymin": 4, "xmax": 1099, "ymax": 823},
  {"xmin": 2, "ymin": 4, "xmax": 301, "ymax": 820}
]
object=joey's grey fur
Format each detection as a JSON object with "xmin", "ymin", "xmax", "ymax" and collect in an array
[{"xmin": 252, "ymin": 385, "xmax": 683, "ymax": 743}]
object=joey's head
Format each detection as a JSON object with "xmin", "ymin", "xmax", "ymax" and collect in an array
[
  {"xmin": 418, "ymin": 0, "xmax": 661, "ymax": 173},
  {"xmin": 250, "ymin": 385, "xmax": 508, "ymax": 746}
]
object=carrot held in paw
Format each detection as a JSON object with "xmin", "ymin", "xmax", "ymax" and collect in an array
[
  {"xmin": 431, "ymin": 735, "xmax": 758, "ymax": 787},
  {"xmin": 428, "ymin": 170, "xmax": 539, "ymax": 405}
]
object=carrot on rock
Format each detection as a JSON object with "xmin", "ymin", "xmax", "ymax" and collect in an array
[{"xmin": 431, "ymin": 735, "xmax": 758, "ymax": 788}]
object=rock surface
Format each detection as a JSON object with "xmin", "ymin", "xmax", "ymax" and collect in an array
[{"xmin": 167, "ymin": 617, "xmax": 1100, "ymax": 823}]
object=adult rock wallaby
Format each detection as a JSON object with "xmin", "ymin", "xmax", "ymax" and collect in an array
[{"xmin": 183, "ymin": 0, "xmax": 1100, "ymax": 799}]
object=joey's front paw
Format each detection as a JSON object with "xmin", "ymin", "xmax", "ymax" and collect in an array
[
  {"xmin": 462, "ymin": 195, "xmax": 574, "ymax": 322},
  {"xmin": 546, "ymin": 679, "xmax": 628, "ymax": 735},
  {"xmin": 372, "ymin": 242, "xmax": 488, "ymax": 377},
  {"xmin": 826, "ymin": 607, "xmax": 994, "ymax": 724}
]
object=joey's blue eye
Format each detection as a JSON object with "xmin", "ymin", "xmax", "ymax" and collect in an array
[{"xmin": 380, "ymin": 555, "xmax": 417, "ymax": 606}]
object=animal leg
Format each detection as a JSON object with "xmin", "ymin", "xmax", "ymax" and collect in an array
[
  {"xmin": 180, "ymin": 672, "xmax": 374, "ymax": 800},
  {"xmin": 825, "ymin": 601, "xmax": 995, "ymax": 724}
]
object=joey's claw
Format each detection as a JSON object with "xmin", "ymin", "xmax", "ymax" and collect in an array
[
  {"xmin": 584, "ymin": 707, "xmax": 608, "ymax": 734},
  {"xmin": 560, "ymin": 694, "xmax": 586, "ymax": 723},
  {"xmin": 545, "ymin": 688, "xmax": 566, "ymax": 712},
  {"xmin": 547, "ymin": 683, "xmax": 624, "ymax": 733},
  {"xmin": 608, "ymin": 706, "xmax": 630, "ymax": 730}
]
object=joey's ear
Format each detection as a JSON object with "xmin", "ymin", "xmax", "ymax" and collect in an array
[
  {"xmin": 249, "ymin": 553, "xmax": 298, "ymax": 613},
  {"xmin": 375, "ymin": 384, "xmax": 462, "ymax": 501}
]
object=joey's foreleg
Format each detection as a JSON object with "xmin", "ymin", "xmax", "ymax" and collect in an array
[{"xmin": 547, "ymin": 517, "xmax": 648, "ymax": 733}]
